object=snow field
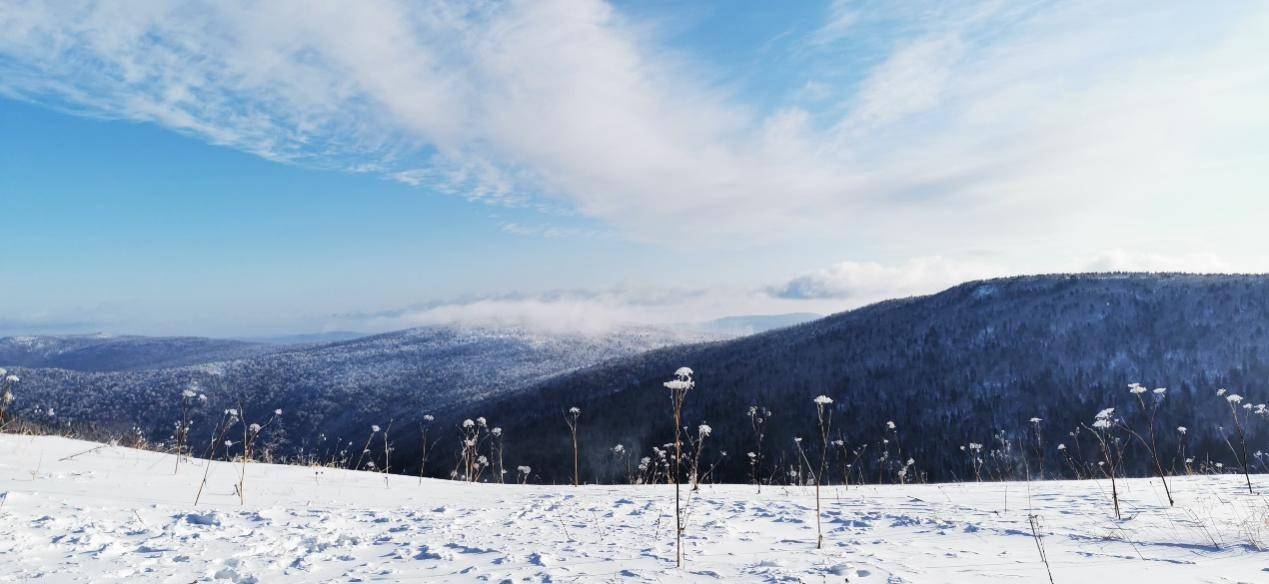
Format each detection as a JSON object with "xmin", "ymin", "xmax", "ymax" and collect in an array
[{"xmin": 1, "ymin": 435, "xmax": 1266, "ymax": 582}]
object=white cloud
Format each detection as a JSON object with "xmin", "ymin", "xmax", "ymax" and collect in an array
[
  {"xmin": 0, "ymin": 0, "xmax": 1265, "ymax": 258},
  {"xmin": 843, "ymin": 34, "xmax": 963, "ymax": 128},
  {"xmin": 771, "ymin": 257, "xmax": 1005, "ymax": 300},
  {"xmin": 1082, "ymin": 250, "xmax": 1233, "ymax": 274}
]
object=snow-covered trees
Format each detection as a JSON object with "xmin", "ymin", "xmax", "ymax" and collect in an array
[{"xmin": 0, "ymin": 369, "xmax": 18, "ymax": 429}]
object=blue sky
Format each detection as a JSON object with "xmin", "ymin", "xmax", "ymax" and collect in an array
[{"xmin": 1, "ymin": 0, "xmax": 1267, "ymax": 336}]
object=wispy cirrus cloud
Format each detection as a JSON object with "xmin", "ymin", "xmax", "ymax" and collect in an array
[{"xmin": 0, "ymin": 0, "xmax": 1265, "ymax": 257}]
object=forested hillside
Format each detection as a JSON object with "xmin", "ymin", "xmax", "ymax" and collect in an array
[{"xmin": 438, "ymin": 274, "xmax": 1269, "ymax": 483}]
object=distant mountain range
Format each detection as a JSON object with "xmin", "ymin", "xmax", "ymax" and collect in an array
[
  {"xmin": 6, "ymin": 275, "xmax": 1268, "ymax": 484},
  {"xmin": 0, "ymin": 334, "xmax": 274, "ymax": 372},
  {"xmin": 1, "ymin": 324, "xmax": 722, "ymax": 454}
]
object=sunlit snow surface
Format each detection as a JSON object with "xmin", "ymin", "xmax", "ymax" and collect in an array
[{"xmin": 2, "ymin": 435, "xmax": 1266, "ymax": 582}]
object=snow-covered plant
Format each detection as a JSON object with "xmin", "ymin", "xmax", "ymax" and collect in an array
[
  {"xmin": 418, "ymin": 414, "xmax": 435, "ymax": 484},
  {"xmin": 489, "ymin": 426, "xmax": 504, "ymax": 483},
  {"xmin": 516, "ymin": 465, "xmax": 531, "ymax": 485},
  {"xmin": 564, "ymin": 406, "xmax": 582, "ymax": 486},
  {"xmin": 455, "ymin": 418, "xmax": 485, "ymax": 482},
  {"xmin": 236, "ymin": 408, "xmax": 282, "ymax": 504},
  {"xmin": 611, "ymin": 444, "xmax": 632, "ymax": 483},
  {"xmin": 963, "ymin": 442, "xmax": 985, "ymax": 482},
  {"xmin": 1087, "ymin": 407, "xmax": 1122, "ymax": 519},
  {"xmin": 1218, "ymin": 389, "xmax": 1255, "ymax": 493},
  {"xmin": 812, "ymin": 395, "xmax": 833, "ymax": 549},
  {"xmin": 746, "ymin": 405, "xmax": 770, "ymax": 493},
  {"xmin": 897, "ymin": 458, "xmax": 915, "ymax": 484},
  {"xmin": 841, "ymin": 441, "xmax": 869, "ymax": 487},
  {"xmin": 1028, "ymin": 417, "xmax": 1045, "ymax": 479},
  {"xmin": 1119, "ymin": 383, "xmax": 1174, "ymax": 505},
  {"xmin": 173, "ymin": 386, "xmax": 201, "ymax": 473},
  {"xmin": 880, "ymin": 420, "xmax": 905, "ymax": 484},
  {"xmin": 380, "ymin": 420, "xmax": 394, "ymax": 483},
  {"xmin": 194, "ymin": 408, "xmax": 240, "ymax": 506},
  {"xmin": 792, "ymin": 436, "xmax": 811, "ymax": 486},
  {"xmin": 353, "ymin": 424, "xmax": 381, "ymax": 473},
  {"xmin": 662, "ymin": 366, "xmax": 695, "ymax": 568},
  {"xmin": 688, "ymin": 423, "xmax": 711, "ymax": 491},
  {"xmin": 1175, "ymin": 425, "xmax": 1191, "ymax": 475},
  {"xmin": 1056, "ymin": 442, "xmax": 1083, "ymax": 480}
]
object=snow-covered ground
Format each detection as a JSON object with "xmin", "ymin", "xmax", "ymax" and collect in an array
[{"xmin": 2, "ymin": 435, "xmax": 1266, "ymax": 583}]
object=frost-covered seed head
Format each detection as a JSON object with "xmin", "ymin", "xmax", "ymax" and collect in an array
[
  {"xmin": 1095, "ymin": 407, "xmax": 1114, "ymax": 420},
  {"xmin": 462, "ymin": 419, "xmax": 475, "ymax": 428},
  {"xmin": 1128, "ymin": 383, "xmax": 1146, "ymax": 394},
  {"xmin": 1029, "ymin": 417, "xmax": 1042, "ymax": 423},
  {"xmin": 813, "ymin": 395, "xmax": 833, "ymax": 405},
  {"xmin": 1227, "ymin": 394, "xmax": 1244, "ymax": 404},
  {"xmin": 423, "ymin": 414, "xmax": 434, "ymax": 422},
  {"xmin": 1057, "ymin": 444, "xmax": 1066, "ymax": 450},
  {"xmin": 517, "ymin": 465, "xmax": 531, "ymax": 474},
  {"xmin": 371, "ymin": 424, "xmax": 381, "ymax": 433},
  {"xmin": 794, "ymin": 437, "xmax": 802, "ymax": 443},
  {"xmin": 3, "ymin": 375, "xmax": 16, "ymax": 384},
  {"xmin": 491, "ymin": 427, "xmax": 502, "ymax": 436},
  {"xmin": 698, "ymin": 424, "xmax": 711, "ymax": 437},
  {"xmin": 226, "ymin": 408, "xmax": 238, "ymax": 417},
  {"xmin": 1177, "ymin": 426, "xmax": 1187, "ymax": 434},
  {"xmin": 1217, "ymin": 388, "xmax": 1228, "ymax": 396},
  {"xmin": 197, "ymin": 394, "xmax": 208, "ymax": 403},
  {"xmin": 182, "ymin": 389, "xmax": 197, "ymax": 399},
  {"xmin": 886, "ymin": 421, "xmax": 896, "ymax": 430},
  {"xmin": 747, "ymin": 452, "xmax": 756, "ymax": 459},
  {"xmin": 612, "ymin": 444, "xmax": 624, "ymax": 454},
  {"xmin": 674, "ymin": 367, "xmax": 693, "ymax": 379},
  {"xmin": 477, "ymin": 417, "xmax": 487, "ymax": 427},
  {"xmin": 274, "ymin": 409, "xmax": 283, "ymax": 416},
  {"xmin": 567, "ymin": 407, "xmax": 580, "ymax": 416},
  {"xmin": 0, "ymin": 368, "xmax": 6, "ymax": 376},
  {"xmin": 1153, "ymin": 387, "xmax": 1166, "ymax": 395},
  {"xmin": 249, "ymin": 423, "xmax": 261, "ymax": 432}
]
